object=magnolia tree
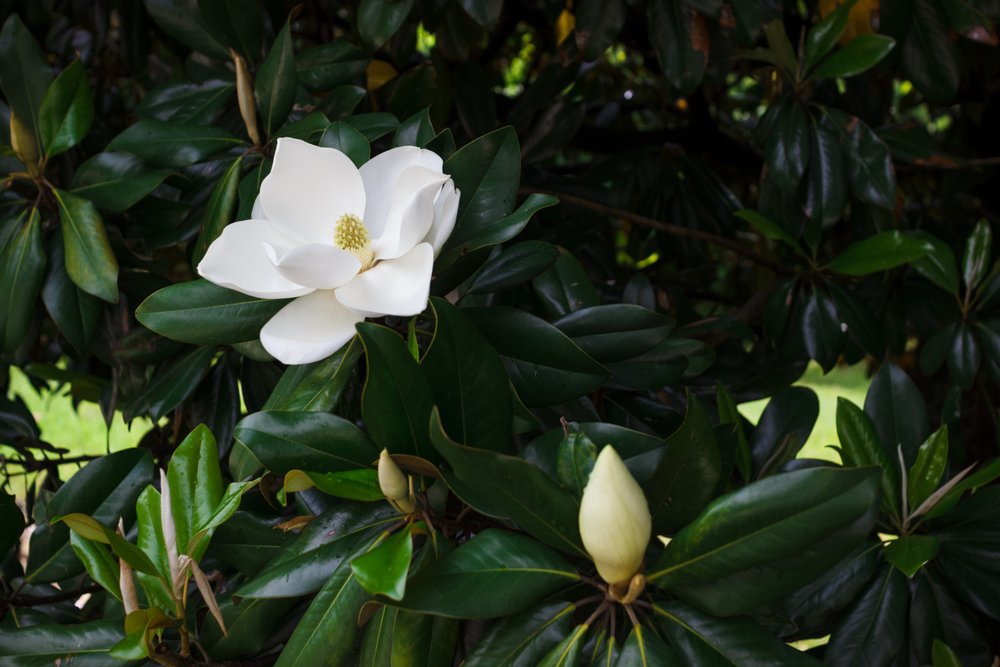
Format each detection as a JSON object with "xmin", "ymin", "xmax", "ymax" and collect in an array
[{"xmin": 2, "ymin": 1, "xmax": 1000, "ymax": 666}]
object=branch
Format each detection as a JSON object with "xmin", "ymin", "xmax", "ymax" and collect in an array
[{"xmin": 520, "ymin": 187, "xmax": 794, "ymax": 275}]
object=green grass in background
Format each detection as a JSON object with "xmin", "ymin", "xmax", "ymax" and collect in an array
[
  {"xmin": 3, "ymin": 367, "xmax": 152, "ymax": 497},
  {"xmin": 739, "ymin": 361, "xmax": 872, "ymax": 463}
]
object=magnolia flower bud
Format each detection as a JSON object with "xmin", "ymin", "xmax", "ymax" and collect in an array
[
  {"xmin": 10, "ymin": 111, "xmax": 39, "ymax": 175},
  {"xmin": 230, "ymin": 49, "xmax": 261, "ymax": 146},
  {"xmin": 378, "ymin": 449, "xmax": 415, "ymax": 514},
  {"xmin": 578, "ymin": 446, "xmax": 651, "ymax": 585}
]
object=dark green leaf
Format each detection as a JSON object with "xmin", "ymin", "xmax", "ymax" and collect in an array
[
  {"xmin": 319, "ymin": 120, "xmax": 371, "ymax": 166},
  {"xmin": 885, "ymin": 534, "xmax": 940, "ymax": 578},
  {"xmin": 136, "ymin": 79, "xmax": 234, "ymax": 124},
  {"xmin": 554, "ymin": 304, "xmax": 673, "ymax": 364},
  {"xmin": 107, "ymin": 120, "xmax": 243, "ymax": 167},
  {"xmin": 168, "ymin": 424, "xmax": 224, "ymax": 555},
  {"xmin": 464, "ymin": 307, "xmax": 609, "ymax": 407},
  {"xmin": 827, "ymin": 231, "xmax": 932, "ymax": 276},
  {"xmin": 264, "ymin": 338, "xmax": 362, "ymax": 411},
  {"xmin": 460, "ymin": 0, "xmax": 502, "ymax": 30},
  {"xmin": 864, "ymin": 362, "xmax": 929, "ymax": 468},
  {"xmin": 399, "ymin": 529, "xmax": 579, "ymax": 618},
  {"xmin": 0, "ymin": 14, "xmax": 52, "ymax": 150},
  {"xmin": 947, "ymin": 323, "xmax": 980, "ymax": 390},
  {"xmin": 143, "ymin": 0, "xmax": 229, "ymax": 58},
  {"xmin": 463, "ymin": 601, "xmax": 575, "ymax": 667},
  {"xmin": 537, "ymin": 624, "xmax": 588, "ymax": 667},
  {"xmin": 465, "ymin": 241, "xmax": 560, "ymax": 295},
  {"xmin": 0, "ymin": 620, "xmax": 124, "ymax": 666},
  {"xmin": 804, "ymin": 113, "xmax": 848, "ymax": 231},
  {"xmin": 255, "ymin": 17, "xmax": 297, "ymax": 137},
  {"xmin": 616, "ymin": 625, "xmax": 680, "ymax": 667},
  {"xmin": 646, "ymin": 394, "xmax": 721, "ymax": 534},
  {"xmin": 296, "ymin": 40, "xmax": 370, "ymax": 92},
  {"xmin": 647, "ymin": 0, "xmax": 709, "ymax": 93},
  {"xmin": 0, "ymin": 490, "xmax": 25, "ymax": 558},
  {"xmin": 821, "ymin": 109, "xmax": 896, "ymax": 208},
  {"xmin": 54, "ymin": 189, "xmax": 118, "ymax": 303},
  {"xmin": 343, "ymin": 112, "xmax": 399, "ymax": 141},
  {"xmin": 532, "ymin": 249, "xmax": 603, "ymax": 319},
  {"xmin": 899, "ymin": 0, "xmax": 960, "ymax": 103},
  {"xmin": 198, "ymin": 0, "xmax": 263, "ymax": 61},
  {"xmin": 234, "ymin": 410, "xmax": 377, "ymax": 474},
  {"xmin": 70, "ymin": 152, "xmax": 172, "ymax": 214},
  {"xmin": 430, "ymin": 409, "xmax": 586, "ymax": 557},
  {"xmin": 42, "ymin": 232, "xmax": 101, "ymax": 355},
  {"xmin": 393, "ymin": 107, "xmax": 436, "ymax": 148},
  {"xmin": 836, "ymin": 398, "xmax": 900, "ymax": 518},
  {"xmin": 800, "ymin": 284, "xmax": 843, "ymax": 372},
  {"xmin": 963, "ymin": 219, "xmax": 992, "ymax": 291},
  {"xmin": 907, "ymin": 426, "xmax": 948, "ymax": 510},
  {"xmin": 825, "ymin": 565, "xmax": 908, "ymax": 667},
  {"xmin": 655, "ymin": 601, "xmax": 818, "ymax": 666},
  {"xmin": 439, "ymin": 194, "xmax": 557, "ymax": 269},
  {"xmin": 803, "ymin": 0, "xmax": 852, "ymax": 71},
  {"xmin": 423, "ymin": 298, "xmax": 511, "ymax": 452},
  {"xmin": 359, "ymin": 323, "xmax": 435, "ymax": 458},
  {"xmin": 136, "ymin": 279, "xmax": 289, "ymax": 345},
  {"xmin": 351, "ymin": 528, "xmax": 412, "ymax": 600},
  {"xmin": 762, "ymin": 19, "xmax": 798, "ymax": 74},
  {"xmin": 750, "ymin": 386, "xmax": 819, "ymax": 478},
  {"xmin": 26, "ymin": 449, "xmax": 153, "ymax": 583},
  {"xmin": 201, "ymin": 598, "xmax": 298, "ymax": 660},
  {"xmin": 126, "ymin": 345, "xmax": 216, "ymax": 420},
  {"xmin": 358, "ymin": 0, "xmax": 415, "ymax": 50},
  {"xmin": 650, "ymin": 466, "xmax": 879, "ymax": 616},
  {"xmin": 38, "ymin": 60, "xmax": 93, "ymax": 158},
  {"xmin": 0, "ymin": 209, "xmax": 46, "ymax": 353},
  {"xmin": 192, "ymin": 155, "xmax": 243, "ymax": 266},
  {"xmin": 911, "ymin": 232, "xmax": 960, "ymax": 294},
  {"xmin": 762, "ymin": 99, "xmax": 810, "ymax": 192},
  {"xmin": 811, "ymin": 35, "xmax": 895, "ymax": 79},
  {"xmin": 556, "ymin": 430, "xmax": 597, "ymax": 497}
]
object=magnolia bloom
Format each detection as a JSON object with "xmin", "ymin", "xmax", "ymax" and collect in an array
[
  {"xmin": 578, "ymin": 445, "xmax": 651, "ymax": 586},
  {"xmin": 198, "ymin": 137, "xmax": 459, "ymax": 364}
]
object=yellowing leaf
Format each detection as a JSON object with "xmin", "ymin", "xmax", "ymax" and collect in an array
[
  {"xmin": 366, "ymin": 59, "xmax": 397, "ymax": 92},
  {"xmin": 555, "ymin": 8, "xmax": 576, "ymax": 46},
  {"xmin": 820, "ymin": 0, "xmax": 877, "ymax": 44}
]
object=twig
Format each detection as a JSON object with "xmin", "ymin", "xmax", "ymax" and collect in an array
[{"xmin": 520, "ymin": 187, "xmax": 794, "ymax": 275}]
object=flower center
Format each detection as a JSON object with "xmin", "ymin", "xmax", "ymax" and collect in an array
[{"xmin": 334, "ymin": 213, "xmax": 375, "ymax": 271}]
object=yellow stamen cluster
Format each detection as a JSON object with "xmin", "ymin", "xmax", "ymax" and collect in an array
[{"xmin": 334, "ymin": 213, "xmax": 375, "ymax": 270}]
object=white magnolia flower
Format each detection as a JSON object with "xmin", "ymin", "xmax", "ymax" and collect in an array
[
  {"xmin": 198, "ymin": 137, "xmax": 459, "ymax": 364},
  {"xmin": 578, "ymin": 445, "xmax": 651, "ymax": 586}
]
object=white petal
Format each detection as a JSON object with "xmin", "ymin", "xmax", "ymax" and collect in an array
[
  {"xmin": 198, "ymin": 220, "xmax": 313, "ymax": 299},
  {"xmin": 251, "ymin": 195, "xmax": 265, "ymax": 220},
  {"xmin": 360, "ymin": 146, "xmax": 444, "ymax": 240},
  {"xmin": 258, "ymin": 137, "xmax": 366, "ymax": 243},
  {"xmin": 335, "ymin": 243, "xmax": 433, "ymax": 317},
  {"xmin": 370, "ymin": 166, "xmax": 449, "ymax": 260},
  {"xmin": 265, "ymin": 242, "xmax": 362, "ymax": 289},
  {"xmin": 260, "ymin": 290, "xmax": 364, "ymax": 365},
  {"xmin": 423, "ymin": 180, "xmax": 459, "ymax": 257}
]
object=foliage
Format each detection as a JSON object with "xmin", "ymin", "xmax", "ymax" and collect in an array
[{"xmin": 1, "ymin": 0, "xmax": 1000, "ymax": 664}]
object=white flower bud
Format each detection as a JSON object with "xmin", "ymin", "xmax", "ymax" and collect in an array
[
  {"xmin": 578, "ymin": 446, "xmax": 651, "ymax": 585},
  {"xmin": 378, "ymin": 449, "xmax": 415, "ymax": 514}
]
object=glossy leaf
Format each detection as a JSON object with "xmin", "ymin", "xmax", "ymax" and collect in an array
[
  {"xmin": 351, "ymin": 528, "xmax": 412, "ymax": 600},
  {"xmin": 107, "ymin": 119, "xmax": 243, "ymax": 167},
  {"xmin": 827, "ymin": 231, "xmax": 932, "ymax": 276},
  {"xmin": 825, "ymin": 565, "xmax": 908, "ymax": 667},
  {"xmin": 811, "ymin": 34, "xmax": 895, "ymax": 79},
  {"xmin": 264, "ymin": 338, "xmax": 362, "ymax": 411},
  {"xmin": 144, "ymin": 0, "xmax": 229, "ymax": 58},
  {"xmin": 0, "ymin": 620, "xmax": 124, "ymax": 666},
  {"xmin": 649, "ymin": 466, "xmax": 880, "ymax": 616},
  {"xmin": 423, "ymin": 297, "xmax": 511, "ymax": 452},
  {"xmin": 198, "ymin": 0, "xmax": 262, "ymax": 61},
  {"xmin": 962, "ymin": 219, "xmax": 992, "ymax": 291},
  {"xmin": 647, "ymin": 0, "xmax": 709, "ymax": 93},
  {"xmin": 464, "ymin": 307, "xmax": 609, "ymax": 407},
  {"xmin": 297, "ymin": 40, "xmax": 370, "ymax": 92},
  {"xmin": 319, "ymin": 120, "xmax": 371, "ymax": 166},
  {"xmin": 0, "ymin": 14, "xmax": 52, "ymax": 150},
  {"xmin": 192, "ymin": 155, "xmax": 243, "ymax": 266},
  {"xmin": 438, "ymin": 194, "xmax": 558, "ymax": 268},
  {"xmin": 762, "ymin": 99, "xmax": 810, "ymax": 192},
  {"xmin": 256, "ymin": 16, "xmax": 296, "ymax": 137},
  {"xmin": 616, "ymin": 625, "xmax": 679, "ymax": 667},
  {"xmin": 26, "ymin": 449, "xmax": 153, "ymax": 583},
  {"xmin": 136, "ymin": 79, "xmax": 234, "ymax": 124},
  {"xmin": 884, "ymin": 534, "xmax": 940, "ymax": 578},
  {"xmin": 803, "ymin": 0, "xmax": 852, "ymax": 71},
  {"xmin": 0, "ymin": 209, "xmax": 46, "ymax": 353},
  {"xmin": 864, "ymin": 361, "xmax": 929, "ymax": 467},
  {"xmin": 359, "ymin": 323, "xmax": 436, "ymax": 458},
  {"xmin": 646, "ymin": 394, "xmax": 721, "ymax": 534},
  {"xmin": 54, "ymin": 189, "xmax": 118, "ymax": 303},
  {"xmin": 38, "ymin": 60, "xmax": 93, "ymax": 158},
  {"xmin": 655, "ymin": 601, "xmax": 818, "ymax": 666},
  {"xmin": 399, "ymin": 529, "xmax": 579, "ymax": 618},
  {"xmin": 70, "ymin": 151, "xmax": 172, "ymax": 214},
  {"xmin": 554, "ymin": 304, "xmax": 674, "ymax": 363},
  {"xmin": 124, "ymin": 345, "xmax": 216, "ymax": 420},
  {"xmin": 136, "ymin": 279, "xmax": 289, "ymax": 345},
  {"xmin": 898, "ymin": 0, "xmax": 960, "ymax": 103},
  {"xmin": 532, "ymin": 249, "xmax": 601, "ymax": 319},
  {"xmin": 167, "ymin": 424, "xmax": 224, "ymax": 555},
  {"xmin": 804, "ymin": 113, "xmax": 847, "ymax": 232},
  {"xmin": 235, "ymin": 410, "xmax": 377, "ymax": 474},
  {"xmin": 750, "ymin": 386, "xmax": 819, "ymax": 478},
  {"xmin": 465, "ymin": 240, "xmax": 560, "ymax": 295},
  {"xmin": 911, "ymin": 232, "xmax": 960, "ymax": 294},
  {"xmin": 463, "ymin": 601, "xmax": 575, "ymax": 667},
  {"xmin": 430, "ymin": 409, "xmax": 586, "ymax": 557},
  {"xmin": 947, "ymin": 323, "xmax": 980, "ymax": 390},
  {"xmin": 836, "ymin": 399, "xmax": 900, "ymax": 518},
  {"xmin": 907, "ymin": 426, "xmax": 948, "ymax": 510}
]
